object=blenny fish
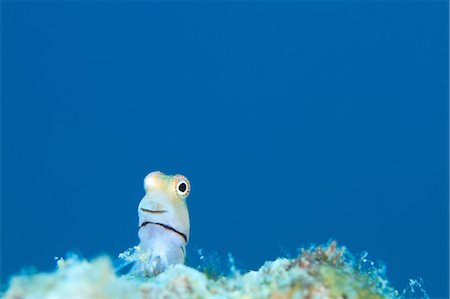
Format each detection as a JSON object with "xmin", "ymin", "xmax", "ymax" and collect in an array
[{"xmin": 128, "ymin": 171, "xmax": 191, "ymax": 276}]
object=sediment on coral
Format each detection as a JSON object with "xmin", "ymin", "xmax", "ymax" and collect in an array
[{"xmin": 1, "ymin": 241, "xmax": 415, "ymax": 299}]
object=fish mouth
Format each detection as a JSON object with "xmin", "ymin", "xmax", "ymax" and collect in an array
[
  {"xmin": 140, "ymin": 208, "xmax": 167, "ymax": 214},
  {"xmin": 140, "ymin": 221, "xmax": 187, "ymax": 243}
]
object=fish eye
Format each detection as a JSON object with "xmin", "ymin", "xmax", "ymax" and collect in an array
[
  {"xmin": 178, "ymin": 182, "xmax": 187, "ymax": 192},
  {"xmin": 175, "ymin": 177, "xmax": 190, "ymax": 197}
]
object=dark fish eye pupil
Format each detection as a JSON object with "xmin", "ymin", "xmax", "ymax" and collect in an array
[{"xmin": 178, "ymin": 182, "xmax": 187, "ymax": 192}]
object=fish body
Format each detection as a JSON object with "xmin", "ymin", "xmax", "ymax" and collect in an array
[{"xmin": 131, "ymin": 171, "xmax": 191, "ymax": 276}]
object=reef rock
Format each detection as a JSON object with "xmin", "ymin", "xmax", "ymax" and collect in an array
[{"xmin": 1, "ymin": 241, "xmax": 405, "ymax": 299}]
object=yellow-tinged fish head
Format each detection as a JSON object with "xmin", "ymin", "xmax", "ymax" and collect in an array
[{"xmin": 137, "ymin": 171, "xmax": 191, "ymax": 244}]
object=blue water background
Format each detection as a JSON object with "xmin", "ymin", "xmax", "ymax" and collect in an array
[{"xmin": 1, "ymin": 2, "xmax": 448, "ymax": 297}]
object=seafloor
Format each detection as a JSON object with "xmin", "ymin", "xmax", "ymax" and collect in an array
[{"xmin": 1, "ymin": 241, "xmax": 426, "ymax": 299}]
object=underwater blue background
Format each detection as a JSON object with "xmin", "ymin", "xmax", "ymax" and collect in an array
[{"xmin": 1, "ymin": 1, "xmax": 448, "ymax": 297}]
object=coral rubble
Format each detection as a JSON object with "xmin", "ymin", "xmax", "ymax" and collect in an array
[{"xmin": 1, "ymin": 241, "xmax": 405, "ymax": 299}]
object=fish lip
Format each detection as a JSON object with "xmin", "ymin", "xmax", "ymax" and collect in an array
[
  {"xmin": 140, "ymin": 221, "xmax": 187, "ymax": 243},
  {"xmin": 140, "ymin": 208, "xmax": 167, "ymax": 214}
]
